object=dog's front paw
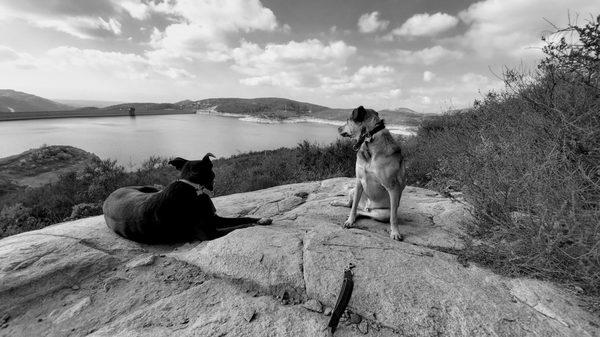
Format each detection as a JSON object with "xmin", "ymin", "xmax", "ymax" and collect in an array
[
  {"xmin": 257, "ymin": 218, "xmax": 272, "ymax": 226},
  {"xmin": 343, "ymin": 217, "xmax": 355, "ymax": 228},
  {"xmin": 330, "ymin": 199, "xmax": 351, "ymax": 207},
  {"xmin": 390, "ymin": 231, "xmax": 404, "ymax": 241}
]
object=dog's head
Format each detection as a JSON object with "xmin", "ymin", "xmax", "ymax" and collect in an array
[
  {"xmin": 169, "ymin": 153, "xmax": 216, "ymax": 191},
  {"xmin": 338, "ymin": 106, "xmax": 381, "ymax": 139}
]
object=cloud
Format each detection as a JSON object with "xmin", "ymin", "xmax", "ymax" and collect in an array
[
  {"xmin": 458, "ymin": 0, "xmax": 598, "ymax": 58},
  {"xmin": 0, "ymin": 0, "xmax": 127, "ymax": 39},
  {"xmin": 407, "ymin": 72, "xmax": 505, "ymax": 110},
  {"xmin": 0, "ymin": 45, "xmax": 21, "ymax": 62},
  {"xmin": 391, "ymin": 46, "xmax": 463, "ymax": 65},
  {"xmin": 118, "ymin": 0, "xmax": 152, "ymax": 20},
  {"xmin": 320, "ymin": 65, "xmax": 395, "ymax": 93},
  {"xmin": 420, "ymin": 96, "xmax": 432, "ymax": 104},
  {"xmin": 40, "ymin": 46, "xmax": 194, "ymax": 80},
  {"xmin": 358, "ymin": 11, "xmax": 389, "ymax": 33},
  {"xmin": 97, "ymin": 17, "xmax": 122, "ymax": 35},
  {"xmin": 148, "ymin": 0, "xmax": 280, "ymax": 61},
  {"xmin": 423, "ymin": 71, "xmax": 436, "ymax": 82},
  {"xmin": 392, "ymin": 12, "xmax": 458, "ymax": 37},
  {"xmin": 231, "ymin": 39, "xmax": 357, "ymax": 88},
  {"xmin": 0, "ymin": 45, "xmax": 36, "ymax": 68},
  {"xmin": 230, "ymin": 39, "xmax": 402, "ymax": 105}
]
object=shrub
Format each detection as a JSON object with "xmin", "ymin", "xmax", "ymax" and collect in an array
[
  {"xmin": 0, "ymin": 203, "xmax": 48, "ymax": 237},
  {"xmin": 64, "ymin": 203, "xmax": 103, "ymax": 221},
  {"xmin": 407, "ymin": 16, "xmax": 600, "ymax": 295}
]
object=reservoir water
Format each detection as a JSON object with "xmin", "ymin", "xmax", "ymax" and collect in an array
[{"xmin": 0, "ymin": 114, "xmax": 342, "ymax": 167}]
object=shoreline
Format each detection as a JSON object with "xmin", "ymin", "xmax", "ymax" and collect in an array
[
  {"xmin": 196, "ymin": 109, "xmax": 417, "ymax": 136},
  {"xmin": 0, "ymin": 109, "xmax": 196, "ymax": 122}
]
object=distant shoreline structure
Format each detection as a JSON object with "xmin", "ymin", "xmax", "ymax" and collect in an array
[{"xmin": 196, "ymin": 107, "xmax": 417, "ymax": 136}]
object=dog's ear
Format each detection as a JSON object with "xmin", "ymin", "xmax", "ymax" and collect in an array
[
  {"xmin": 168, "ymin": 157, "xmax": 188, "ymax": 170},
  {"xmin": 352, "ymin": 106, "xmax": 366, "ymax": 122},
  {"xmin": 202, "ymin": 153, "xmax": 215, "ymax": 163}
]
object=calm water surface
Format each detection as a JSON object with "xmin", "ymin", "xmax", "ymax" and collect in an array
[{"xmin": 0, "ymin": 114, "xmax": 341, "ymax": 167}]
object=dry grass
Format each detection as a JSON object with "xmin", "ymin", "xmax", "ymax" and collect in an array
[{"xmin": 404, "ymin": 16, "xmax": 600, "ymax": 296}]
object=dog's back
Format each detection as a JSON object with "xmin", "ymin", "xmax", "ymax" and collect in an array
[
  {"xmin": 103, "ymin": 186, "xmax": 161, "ymax": 242},
  {"xmin": 104, "ymin": 182, "xmax": 209, "ymax": 243}
]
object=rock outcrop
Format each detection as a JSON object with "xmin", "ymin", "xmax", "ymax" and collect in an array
[
  {"xmin": 0, "ymin": 145, "xmax": 99, "ymax": 188},
  {"xmin": 0, "ymin": 178, "xmax": 598, "ymax": 336}
]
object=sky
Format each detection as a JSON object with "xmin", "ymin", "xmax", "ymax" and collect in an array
[{"xmin": 0, "ymin": 0, "xmax": 596, "ymax": 113}]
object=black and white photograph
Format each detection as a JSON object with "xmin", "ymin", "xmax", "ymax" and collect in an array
[{"xmin": 0, "ymin": 0, "xmax": 598, "ymax": 336}]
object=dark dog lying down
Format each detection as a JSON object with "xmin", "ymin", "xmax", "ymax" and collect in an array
[{"xmin": 103, "ymin": 153, "xmax": 271, "ymax": 244}]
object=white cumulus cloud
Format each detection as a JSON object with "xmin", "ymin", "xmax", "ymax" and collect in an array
[
  {"xmin": 231, "ymin": 39, "xmax": 357, "ymax": 88},
  {"xmin": 358, "ymin": 11, "xmax": 389, "ymax": 33},
  {"xmin": 320, "ymin": 65, "xmax": 395, "ymax": 93},
  {"xmin": 391, "ymin": 46, "xmax": 463, "ymax": 65},
  {"xmin": 148, "ymin": 0, "xmax": 281, "ymax": 61},
  {"xmin": 392, "ymin": 12, "xmax": 459, "ymax": 37},
  {"xmin": 423, "ymin": 71, "xmax": 436, "ymax": 82}
]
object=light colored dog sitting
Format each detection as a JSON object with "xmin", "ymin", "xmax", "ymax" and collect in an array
[{"xmin": 331, "ymin": 106, "xmax": 407, "ymax": 241}]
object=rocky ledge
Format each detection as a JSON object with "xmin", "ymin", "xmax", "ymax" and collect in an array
[{"xmin": 0, "ymin": 178, "xmax": 598, "ymax": 336}]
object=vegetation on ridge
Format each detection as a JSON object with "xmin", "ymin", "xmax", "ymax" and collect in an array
[{"xmin": 407, "ymin": 16, "xmax": 600, "ymax": 298}]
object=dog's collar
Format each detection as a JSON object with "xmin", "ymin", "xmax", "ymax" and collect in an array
[
  {"xmin": 178, "ymin": 179, "xmax": 213, "ymax": 197},
  {"xmin": 353, "ymin": 120, "xmax": 386, "ymax": 151}
]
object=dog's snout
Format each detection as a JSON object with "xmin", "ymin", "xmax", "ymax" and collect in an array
[{"xmin": 338, "ymin": 126, "xmax": 349, "ymax": 137}]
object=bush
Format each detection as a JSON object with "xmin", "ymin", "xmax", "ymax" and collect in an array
[
  {"xmin": 211, "ymin": 139, "xmax": 355, "ymax": 196},
  {"xmin": 407, "ymin": 16, "xmax": 600, "ymax": 295},
  {"xmin": 0, "ymin": 203, "xmax": 48, "ymax": 237},
  {"xmin": 64, "ymin": 203, "xmax": 103, "ymax": 221}
]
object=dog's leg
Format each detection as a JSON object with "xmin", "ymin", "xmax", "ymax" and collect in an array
[
  {"xmin": 206, "ymin": 216, "xmax": 272, "ymax": 239},
  {"xmin": 213, "ymin": 215, "xmax": 271, "ymax": 229},
  {"xmin": 211, "ymin": 223, "xmax": 255, "ymax": 238},
  {"xmin": 387, "ymin": 187, "xmax": 403, "ymax": 241},
  {"xmin": 357, "ymin": 208, "xmax": 390, "ymax": 222},
  {"xmin": 344, "ymin": 179, "xmax": 363, "ymax": 228},
  {"xmin": 330, "ymin": 198, "xmax": 352, "ymax": 207}
]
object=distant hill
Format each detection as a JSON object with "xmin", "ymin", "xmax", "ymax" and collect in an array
[
  {"xmin": 54, "ymin": 99, "xmax": 125, "ymax": 108},
  {"xmin": 102, "ymin": 102, "xmax": 180, "ymax": 111},
  {"xmin": 176, "ymin": 97, "xmax": 427, "ymax": 126},
  {"xmin": 0, "ymin": 145, "xmax": 99, "ymax": 192},
  {"xmin": 313, "ymin": 107, "xmax": 427, "ymax": 127},
  {"xmin": 178, "ymin": 97, "xmax": 329, "ymax": 119},
  {"xmin": 0, "ymin": 89, "xmax": 73, "ymax": 112}
]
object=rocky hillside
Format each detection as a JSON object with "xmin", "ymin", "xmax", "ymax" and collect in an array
[
  {"xmin": 180, "ymin": 97, "xmax": 330, "ymax": 119},
  {"xmin": 183, "ymin": 98, "xmax": 427, "ymax": 126},
  {"xmin": 0, "ymin": 178, "xmax": 596, "ymax": 336},
  {"xmin": 312, "ymin": 107, "xmax": 427, "ymax": 127},
  {"xmin": 0, "ymin": 145, "xmax": 99, "ymax": 190},
  {"xmin": 0, "ymin": 90, "xmax": 72, "ymax": 112}
]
